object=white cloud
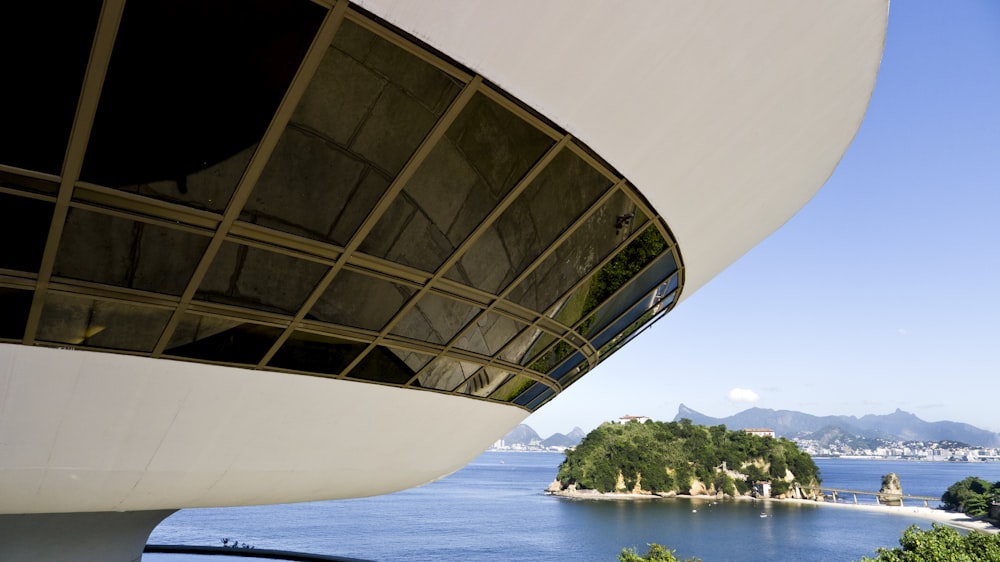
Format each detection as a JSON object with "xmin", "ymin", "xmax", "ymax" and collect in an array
[{"xmin": 727, "ymin": 387, "xmax": 760, "ymax": 403}]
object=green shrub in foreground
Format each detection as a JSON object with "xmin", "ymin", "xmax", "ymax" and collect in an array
[
  {"xmin": 618, "ymin": 543, "xmax": 701, "ymax": 562},
  {"xmin": 858, "ymin": 523, "xmax": 1000, "ymax": 561}
]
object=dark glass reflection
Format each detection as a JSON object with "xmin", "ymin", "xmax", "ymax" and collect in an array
[
  {"xmin": 0, "ymin": 4, "xmax": 683, "ymax": 411},
  {"xmin": 418, "ymin": 357, "xmax": 483, "ymax": 391},
  {"xmin": 0, "ymin": 1, "xmax": 102, "ymax": 174},
  {"xmin": 446, "ymin": 148, "xmax": 611, "ymax": 293},
  {"xmin": 37, "ymin": 294, "xmax": 171, "ymax": 352},
  {"xmin": 311, "ymin": 269, "xmax": 413, "ymax": 331},
  {"xmin": 81, "ymin": 0, "xmax": 324, "ymax": 209},
  {"xmin": 165, "ymin": 321, "xmax": 282, "ymax": 364},
  {"xmin": 0, "ymin": 193, "xmax": 53, "ymax": 273},
  {"xmin": 360, "ymin": 92, "xmax": 554, "ymax": 272},
  {"xmin": 452, "ymin": 312, "xmax": 525, "ymax": 357},
  {"xmin": 346, "ymin": 346, "xmax": 429, "ymax": 386},
  {"xmin": 197, "ymin": 242, "xmax": 328, "ymax": 314},
  {"xmin": 390, "ymin": 292, "xmax": 481, "ymax": 345},
  {"xmin": 0, "ymin": 288, "xmax": 32, "ymax": 340},
  {"xmin": 55, "ymin": 209, "xmax": 211, "ymax": 295},
  {"xmin": 269, "ymin": 331, "xmax": 366, "ymax": 375},
  {"xmin": 458, "ymin": 367, "xmax": 513, "ymax": 397}
]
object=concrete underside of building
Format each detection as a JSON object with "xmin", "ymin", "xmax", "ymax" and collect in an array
[{"xmin": 0, "ymin": 0, "xmax": 887, "ymax": 560}]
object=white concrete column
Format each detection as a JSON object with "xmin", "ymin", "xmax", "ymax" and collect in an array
[{"xmin": 0, "ymin": 510, "xmax": 174, "ymax": 562}]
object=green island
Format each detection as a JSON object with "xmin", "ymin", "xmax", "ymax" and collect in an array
[{"xmin": 550, "ymin": 419, "xmax": 820, "ymax": 498}]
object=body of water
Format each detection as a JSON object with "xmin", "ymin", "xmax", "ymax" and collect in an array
[{"xmin": 147, "ymin": 453, "xmax": 1000, "ymax": 562}]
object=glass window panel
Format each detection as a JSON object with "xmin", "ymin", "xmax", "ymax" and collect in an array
[
  {"xmin": 452, "ymin": 312, "xmax": 526, "ymax": 357},
  {"xmin": 164, "ymin": 315, "xmax": 281, "ymax": 365},
  {"xmin": 417, "ymin": 357, "xmax": 481, "ymax": 392},
  {"xmin": 513, "ymin": 382, "xmax": 549, "ymax": 407},
  {"xmin": 0, "ymin": 287, "xmax": 33, "ymax": 340},
  {"xmin": 498, "ymin": 326, "xmax": 545, "ymax": 365},
  {"xmin": 578, "ymin": 249, "xmax": 678, "ymax": 340},
  {"xmin": 37, "ymin": 294, "xmax": 170, "ymax": 352},
  {"xmin": 547, "ymin": 225, "xmax": 668, "ymax": 330},
  {"xmin": 557, "ymin": 361, "xmax": 592, "ymax": 391},
  {"xmin": 0, "ymin": 193, "xmax": 53, "ymax": 273},
  {"xmin": 596, "ymin": 295, "xmax": 674, "ymax": 362},
  {"xmin": 244, "ymin": 126, "xmax": 390, "ymax": 247},
  {"xmin": 347, "ymin": 53, "xmax": 461, "ymax": 176},
  {"xmin": 549, "ymin": 352, "xmax": 585, "ymax": 382},
  {"xmin": 197, "ymin": 242, "xmax": 328, "ymax": 314},
  {"xmin": 527, "ymin": 338, "xmax": 576, "ymax": 375},
  {"xmin": 116, "ymin": 144, "xmax": 257, "ymax": 214},
  {"xmin": 359, "ymin": 92, "xmax": 554, "ymax": 272},
  {"xmin": 310, "ymin": 270, "xmax": 413, "ymax": 331},
  {"xmin": 389, "ymin": 293, "xmax": 481, "ymax": 345},
  {"xmin": 268, "ymin": 331, "xmax": 366, "ymax": 375},
  {"xmin": 346, "ymin": 346, "xmax": 430, "ymax": 386},
  {"xmin": 488, "ymin": 374, "xmax": 536, "ymax": 403},
  {"xmin": 457, "ymin": 367, "xmax": 513, "ymax": 398},
  {"xmin": 166, "ymin": 313, "xmax": 243, "ymax": 350},
  {"xmin": 526, "ymin": 387, "xmax": 556, "ymax": 411},
  {"xmin": 80, "ymin": 0, "xmax": 324, "ymax": 206},
  {"xmin": 55, "ymin": 209, "xmax": 211, "ymax": 296},
  {"xmin": 0, "ymin": 1, "xmax": 102, "ymax": 174},
  {"xmin": 446, "ymin": 149, "xmax": 612, "ymax": 294},
  {"xmin": 508, "ymin": 191, "xmax": 646, "ymax": 313}
]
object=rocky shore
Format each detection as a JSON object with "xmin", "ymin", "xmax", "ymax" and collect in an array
[{"xmin": 545, "ymin": 482, "xmax": 998, "ymax": 534}]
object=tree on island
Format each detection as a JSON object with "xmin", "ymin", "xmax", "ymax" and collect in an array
[
  {"xmin": 942, "ymin": 476, "xmax": 1000, "ymax": 518},
  {"xmin": 555, "ymin": 419, "xmax": 820, "ymax": 497}
]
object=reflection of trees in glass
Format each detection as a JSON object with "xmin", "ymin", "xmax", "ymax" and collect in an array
[
  {"xmin": 489, "ymin": 374, "xmax": 536, "ymax": 402},
  {"xmin": 528, "ymin": 338, "xmax": 574, "ymax": 373},
  {"xmin": 577, "ymin": 226, "xmax": 667, "ymax": 335}
]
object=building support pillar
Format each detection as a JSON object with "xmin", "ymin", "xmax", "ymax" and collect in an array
[{"xmin": 0, "ymin": 510, "xmax": 175, "ymax": 562}]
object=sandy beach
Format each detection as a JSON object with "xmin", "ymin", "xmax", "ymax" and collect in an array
[
  {"xmin": 780, "ymin": 497, "xmax": 998, "ymax": 534},
  {"xmin": 548, "ymin": 489, "xmax": 998, "ymax": 534}
]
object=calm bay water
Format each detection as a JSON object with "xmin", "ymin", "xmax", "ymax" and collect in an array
[{"xmin": 147, "ymin": 453, "xmax": 1000, "ymax": 562}]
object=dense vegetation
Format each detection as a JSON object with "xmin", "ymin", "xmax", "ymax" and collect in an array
[
  {"xmin": 557, "ymin": 419, "xmax": 820, "ymax": 496},
  {"xmin": 618, "ymin": 543, "xmax": 700, "ymax": 562},
  {"xmin": 942, "ymin": 476, "xmax": 1000, "ymax": 517},
  {"xmin": 623, "ymin": 525, "xmax": 1000, "ymax": 562},
  {"xmin": 858, "ymin": 523, "xmax": 1000, "ymax": 561}
]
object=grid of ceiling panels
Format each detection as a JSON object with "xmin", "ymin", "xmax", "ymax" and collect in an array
[{"xmin": 0, "ymin": 0, "xmax": 684, "ymax": 412}]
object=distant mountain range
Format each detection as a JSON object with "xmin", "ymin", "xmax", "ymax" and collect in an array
[
  {"xmin": 673, "ymin": 404, "xmax": 1000, "ymax": 447},
  {"xmin": 497, "ymin": 425, "xmax": 586, "ymax": 448}
]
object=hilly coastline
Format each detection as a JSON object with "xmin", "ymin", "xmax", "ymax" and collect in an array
[
  {"xmin": 673, "ymin": 404, "xmax": 1000, "ymax": 447},
  {"xmin": 501, "ymin": 406, "xmax": 1000, "ymax": 454}
]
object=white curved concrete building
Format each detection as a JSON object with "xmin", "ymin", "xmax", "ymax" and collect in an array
[{"xmin": 0, "ymin": 1, "xmax": 887, "ymax": 560}]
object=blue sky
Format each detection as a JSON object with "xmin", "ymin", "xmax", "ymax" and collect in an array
[{"xmin": 526, "ymin": 1, "xmax": 1000, "ymax": 438}]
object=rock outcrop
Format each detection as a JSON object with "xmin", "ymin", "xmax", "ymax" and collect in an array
[{"xmin": 878, "ymin": 472, "xmax": 903, "ymax": 506}]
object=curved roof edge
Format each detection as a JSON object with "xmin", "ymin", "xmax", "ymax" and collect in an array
[{"xmin": 354, "ymin": 0, "xmax": 889, "ymax": 300}]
